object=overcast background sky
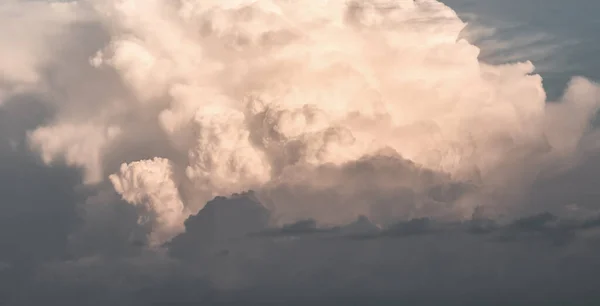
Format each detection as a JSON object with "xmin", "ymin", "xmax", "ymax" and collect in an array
[{"xmin": 1, "ymin": 0, "xmax": 600, "ymax": 305}]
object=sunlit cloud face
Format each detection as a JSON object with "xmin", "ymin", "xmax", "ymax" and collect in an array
[
  {"xmin": 2, "ymin": 0, "xmax": 597, "ymax": 246},
  {"xmin": 2, "ymin": 1, "xmax": 600, "ymax": 304}
]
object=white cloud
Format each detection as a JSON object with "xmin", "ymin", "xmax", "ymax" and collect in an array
[
  {"xmin": 3, "ymin": 0, "xmax": 600, "ymax": 304},
  {"xmin": 2, "ymin": 0, "xmax": 597, "ymax": 245}
]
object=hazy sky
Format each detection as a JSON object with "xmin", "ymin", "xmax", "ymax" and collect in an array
[{"xmin": 1, "ymin": 0, "xmax": 600, "ymax": 305}]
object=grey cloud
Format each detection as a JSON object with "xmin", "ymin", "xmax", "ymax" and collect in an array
[
  {"xmin": 258, "ymin": 151, "xmax": 479, "ymax": 227},
  {"xmin": 168, "ymin": 191, "xmax": 270, "ymax": 260},
  {"xmin": 4, "ymin": 190, "xmax": 600, "ymax": 305}
]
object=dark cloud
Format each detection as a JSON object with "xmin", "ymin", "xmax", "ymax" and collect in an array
[
  {"xmin": 58, "ymin": 193, "xmax": 595, "ymax": 305},
  {"xmin": 168, "ymin": 191, "xmax": 270, "ymax": 260},
  {"xmin": 3, "ymin": 188, "xmax": 600, "ymax": 305}
]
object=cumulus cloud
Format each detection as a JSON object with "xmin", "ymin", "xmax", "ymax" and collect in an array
[
  {"xmin": 11, "ymin": 0, "xmax": 598, "ymax": 245},
  {"xmin": 2, "ymin": 0, "xmax": 600, "ymax": 303}
]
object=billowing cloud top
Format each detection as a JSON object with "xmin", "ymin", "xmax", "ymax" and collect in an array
[
  {"xmin": 3, "ymin": 0, "xmax": 599, "ymax": 248},
  {"xmin": 4, "ymin": 0, "xmax": 600, "ymax": 304}
]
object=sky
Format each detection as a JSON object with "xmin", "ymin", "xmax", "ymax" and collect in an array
[
  {"xmin": 1, "ymin": 0, "xmax": 600, "ymax": 305},
  {"xmin": 443, "ymin": 0, "xmax": 600, "ymax": 100}
]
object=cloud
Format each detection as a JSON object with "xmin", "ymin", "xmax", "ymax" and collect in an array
[
  {"xmin": 0, "ymin": 1, "xmax": 81, "ymax": 95},
  {"xmin": 257, "ymin": 151, "xmax": 477, "ymax": 226},
  {"xmin": 6, "ymin": 0, "xmax": 597, "ymax": 245},
  {"xmin": 109, "ymin": 158, "xmax": 188, "ymax": 246},
  {"xmin": 2, "ymin": 0, "xmax": 600, "ymax": 304},
  {"xmin": 159, "ymin": 194, "xmax": 600, "ymax": 303},
  {"xmin": 11, "ymin": 192, "xmax": 600, "ymax": 305}
]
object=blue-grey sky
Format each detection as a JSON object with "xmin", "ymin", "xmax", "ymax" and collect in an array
[{"xmin": 443, "ymin": 0, "xmax": 600, "ymax": 99}]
